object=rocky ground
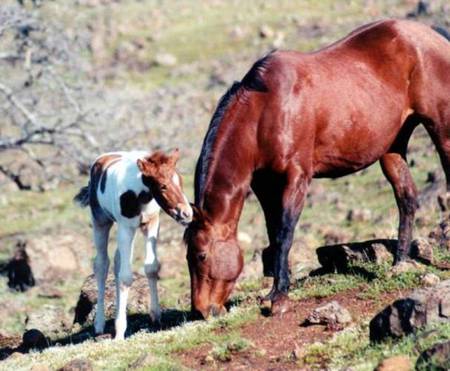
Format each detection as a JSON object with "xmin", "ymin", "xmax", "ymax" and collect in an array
[{"xmin": 1, "ymin": 0, "xmax": 450, "ymax": 370}]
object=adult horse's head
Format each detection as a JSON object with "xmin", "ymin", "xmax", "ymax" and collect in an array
[
  {"xmin": 184, "ymin": 210, "xmax": 244, "ymax": 319},
  {"xmin": 137, "ymin": 149, "xmax": 193, "ymax": 225}
]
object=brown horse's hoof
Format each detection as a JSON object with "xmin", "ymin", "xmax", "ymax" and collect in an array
[{"xmin": 270, "ymin": 293, "xmax": 292, "ymax": 317}]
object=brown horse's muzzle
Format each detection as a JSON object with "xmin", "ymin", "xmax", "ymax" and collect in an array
[{"xmin": 191, "ymin": 278, "xmax": 237, "ymax": 319}]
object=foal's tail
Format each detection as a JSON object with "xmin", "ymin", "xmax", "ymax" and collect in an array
[{"xmin": 73, "ymin": 185, "xmax": 90, "ymax": 208}]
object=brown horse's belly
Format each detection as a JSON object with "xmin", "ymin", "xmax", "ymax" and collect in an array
[{"xmin": 311, "ymin": 116, "xmax": 403, "ymax": 179}]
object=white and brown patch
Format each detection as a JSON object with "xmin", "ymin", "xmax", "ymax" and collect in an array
[{"xmin": 90, "ymin": 154, "xmax": 122, "ymax": 223}]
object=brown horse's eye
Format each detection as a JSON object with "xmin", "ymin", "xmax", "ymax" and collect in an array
[
  {"xmin": 160, "ymin": 184, "xmax": 168, "ymax": 192},
  {"xmin": 197, "ymin": 252, "xmax": 207, "ymax": 262}
]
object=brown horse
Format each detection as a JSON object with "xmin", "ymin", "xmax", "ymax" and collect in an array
[{"xmin": 184, "ymin": 19, "xmax": 450, "ymax": 319}]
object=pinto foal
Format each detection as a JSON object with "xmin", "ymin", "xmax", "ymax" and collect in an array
[{"xmin": 75, "ymin": 149, "xmax": 192, "ymax": 339}]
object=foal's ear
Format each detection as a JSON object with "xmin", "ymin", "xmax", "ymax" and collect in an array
[
  {"xmin": 137, "ymin": 158, "xmax": 156, "ymax": 176},
  {"xmin": 168, "ymin": 148, "xmax": 180, "ymax": 166}
]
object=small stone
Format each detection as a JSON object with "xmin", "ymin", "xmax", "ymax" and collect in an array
[
  {"xmin": 421, "ymin": 272, "xmax": 440, "ymax": 286},
  {"xmin": 153, "ymin": 53, "xmax": 177, "ymax": 67},
  {"xmin": 375, "ymin": 355, "xmax": 412, "ymax": 371},
  {"xmin": 237, "ymin": 231, "xmax": 252, "ymax": 244},
  {"xmin": 306, "ymin": 301, "xmax": 352, "ymax": 326},
  {"xmin": 346, "ymin": 208, "xmax": 372, "ymax": 222},
  {"xmin": 129, "ymin": 353, "xmax": 157, "ymax": 369},
  {"xmin": 31, "ymin": 365, "xmax": 50, "ymax": 371},
  {"xmin": 410, "ymin": 238, "xmax": 433, "ymax": 264},
  {"xmin": 388, "ymin": 260, "xmax": 425, "ymax": 277},
  {"xmin": 259, "ymin": 24, "xmax": 274, "ymax": 38},
  {"xmin": 57, "ymin": 358, "xmax": 93, "ymax": 371}
]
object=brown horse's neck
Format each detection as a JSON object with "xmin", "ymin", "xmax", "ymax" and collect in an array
[
  {"xmin": 194, "ymin": 55, "xmax": 272, "ymax": 236},
  {"xmin": 198, "ymin": 115, "xmax": 255, "ymax": 235}
]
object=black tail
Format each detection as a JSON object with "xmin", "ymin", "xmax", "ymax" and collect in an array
[{"xmin": 73, "ymin": 185, "xmax": 90, "ymax": 207}]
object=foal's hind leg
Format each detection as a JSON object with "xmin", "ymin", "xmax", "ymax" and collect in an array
[
  {"xmin": 93, "ymin": 220, "xmax": 112, "ymax": 335},
  {"xmin": 380, "ymin": 153, "xmax": 418, "ymax": 264},
  {"xmin": 114, "ymin": 224, "xmax": 137, "ymax": 340}
]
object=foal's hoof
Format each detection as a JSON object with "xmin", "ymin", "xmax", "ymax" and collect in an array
[{"xmin": 270, "ymin": 293, "xmax": 292, "ymax": 317}]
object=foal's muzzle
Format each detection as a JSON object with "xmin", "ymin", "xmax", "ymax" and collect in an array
[{"xmin": 172, "ymin": 204, "xmax": 193, "ymax": 225}]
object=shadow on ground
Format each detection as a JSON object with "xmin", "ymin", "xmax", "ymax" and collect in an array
[{"xmin": 0, "ymin": 308, "xmax": 195, "ymax": 360}]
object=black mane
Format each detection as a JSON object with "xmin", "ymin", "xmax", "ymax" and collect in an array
[{"xmin": 194, "ymin": 52, "xmax": 273, "ymax": 206}]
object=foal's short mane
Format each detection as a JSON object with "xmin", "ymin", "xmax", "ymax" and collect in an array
[{"xmin": 194, "ymin": 52, "xmax": 273, "ymax": 206}]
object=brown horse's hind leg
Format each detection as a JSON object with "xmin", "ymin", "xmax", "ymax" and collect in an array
[
  {"xmin": 424, "ymin": 122, "xmax": 450, "ymax": 210},
  {"xmin": 380, "ymin": 153, "xmax": 418, "ymax": 264}
]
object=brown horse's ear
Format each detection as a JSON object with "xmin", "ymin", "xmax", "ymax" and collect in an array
[{"xmin": 191, "ymin": 204, "xmax": 202, "ymax": 223}]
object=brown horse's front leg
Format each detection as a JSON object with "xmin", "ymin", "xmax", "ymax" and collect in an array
[
  {"xmin": 269, "ymin": 172, "xmax": 310, "ymax": 316},
  {"xmin": 380, "ymin": 153, "xmax": 418, "ymax": 264},
  {"xmin": 262, "ymin": 246, "xmax": 276, "ymax": 277}
]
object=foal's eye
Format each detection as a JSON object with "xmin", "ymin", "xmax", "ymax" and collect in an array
[
  {"xmin": 160, "ymin": 185, "xmax": 168, "ymax": 192},
  {"xmin": 197, "ymin": 252, "xmax": 207, "ymax": 262}
]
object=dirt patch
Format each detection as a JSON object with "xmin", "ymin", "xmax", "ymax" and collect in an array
[{"xmin": 178, "ymin": 288, "xmax": 407, "ymax": 370}]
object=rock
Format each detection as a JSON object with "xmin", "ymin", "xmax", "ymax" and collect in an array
[
  {"xmin": 316, "ymin": 239, "xmax": 396, "ymax": 272},
  {"xmin": 57, "ymin": 358, "xmax": 93, "ymax": 371},
  {"xmin": 26, "ymin": 233, "xmax": 91, "ymax": 283},
  {"xmin": 38, "ymin": 285, "xmax": 63, "ymax": 299},
  {"xmin": 306, "ymin": 301, "xmax": 352, "ymax": 326},
  {"xmin": 410, "ymin": 238, "xmax": 433, "ymax": 264},
  {"xmin": 31, "ymin": 365, "xmax": 50, "ymax": 371},
  {"xmin": 237, "ymin": 231, "xmax": 252, "ymax": 244},
  {"xmin": 415, "ymin": 340, "xmax": 450, "ymax": 370},
  {"xmin": 229, "ymin": 26, "xmax": 246, "ymax": 41},
  {"xmin": 153, "ymin": 53, "xmax": 177, "ymax": 67},
  {"xmin": 375, "ymin": 355, "xmax": 412, "ymax": 371},
  {"xmin": 272, "ymin": 31, "xmax": 285, "ymax": 48},
  {"xmin": 388, "ymin": 260, "xmax": 425, "ymax": 277},
  {"xmin": 6, "ymin": 241, "xmax": 35, "ymax": 292},
  {"xmin": 421, "ymin": 272, "xmax": 440, "ymax": 286},
  {"xmin": 74, "ymin": 273, "xmax": 150, "ymax": 326},
  {"xmin": 430, "ymin": 219, "xmax": 450, "ymax": 250},
  {"xmin": 25, "ymin": 305, "xmax": 71, "ymax": 340},
  {"xmin": 129, "ymin": 353, "xmax": 158, "ymax": 369},
  {"xmin": 22, "ymin": 329, "xmax": 47, "ymax": 349},
  {"xmin": 259, "ymin": 24, "xmax": 274, "ymax": 38},
  {"xmin": 370, "ymin": 279, "xmax": 450, "ymax": 342},
  {"xmin": 346, "ymin": 208, "xmax": 372, "ymax": 222}
]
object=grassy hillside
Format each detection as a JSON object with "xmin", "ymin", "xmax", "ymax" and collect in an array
[{"xmin": 1, "ymin": 0, "xmax": 450, "ymax": 369}]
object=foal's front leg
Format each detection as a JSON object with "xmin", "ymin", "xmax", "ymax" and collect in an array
[
  {"xmin": 140, "ymin": 212, "xmax": 161, "ymax": 326},
  {"xmin": 114, "ymin": 224, "xmax": 136, "ymax": 340}
]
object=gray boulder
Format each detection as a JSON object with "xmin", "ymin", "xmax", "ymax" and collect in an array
[
  {"xmin": 370, "ymin": 280, "xmax": 450, "ymax": 342},
  {"xmin": 316, "ymin": 239, "xmax": 396, "ymax": 272},
  {"xmin": 415, "ymin": 340, "xmax": 450, "ymax": 370},
  {"xmin": 25, "ymin": 305, "xmax": 71, "ymax": 340},
  {"xmin": 74, "ymin": 273, "xmax": 150, "ymax": 326}
]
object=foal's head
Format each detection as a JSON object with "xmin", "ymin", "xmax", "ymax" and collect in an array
[
  {"xmin": 184, "ymin": 212, "xmax": 243, "ymax": 319},
  {"xmin": 137, "ymin": 149, "xmax": 192, "ymax": 225}
]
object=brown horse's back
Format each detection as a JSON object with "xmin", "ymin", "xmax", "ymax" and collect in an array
[{"xmin": 254, "ymin": 19, "xmax": 450, "ymax": 178}]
